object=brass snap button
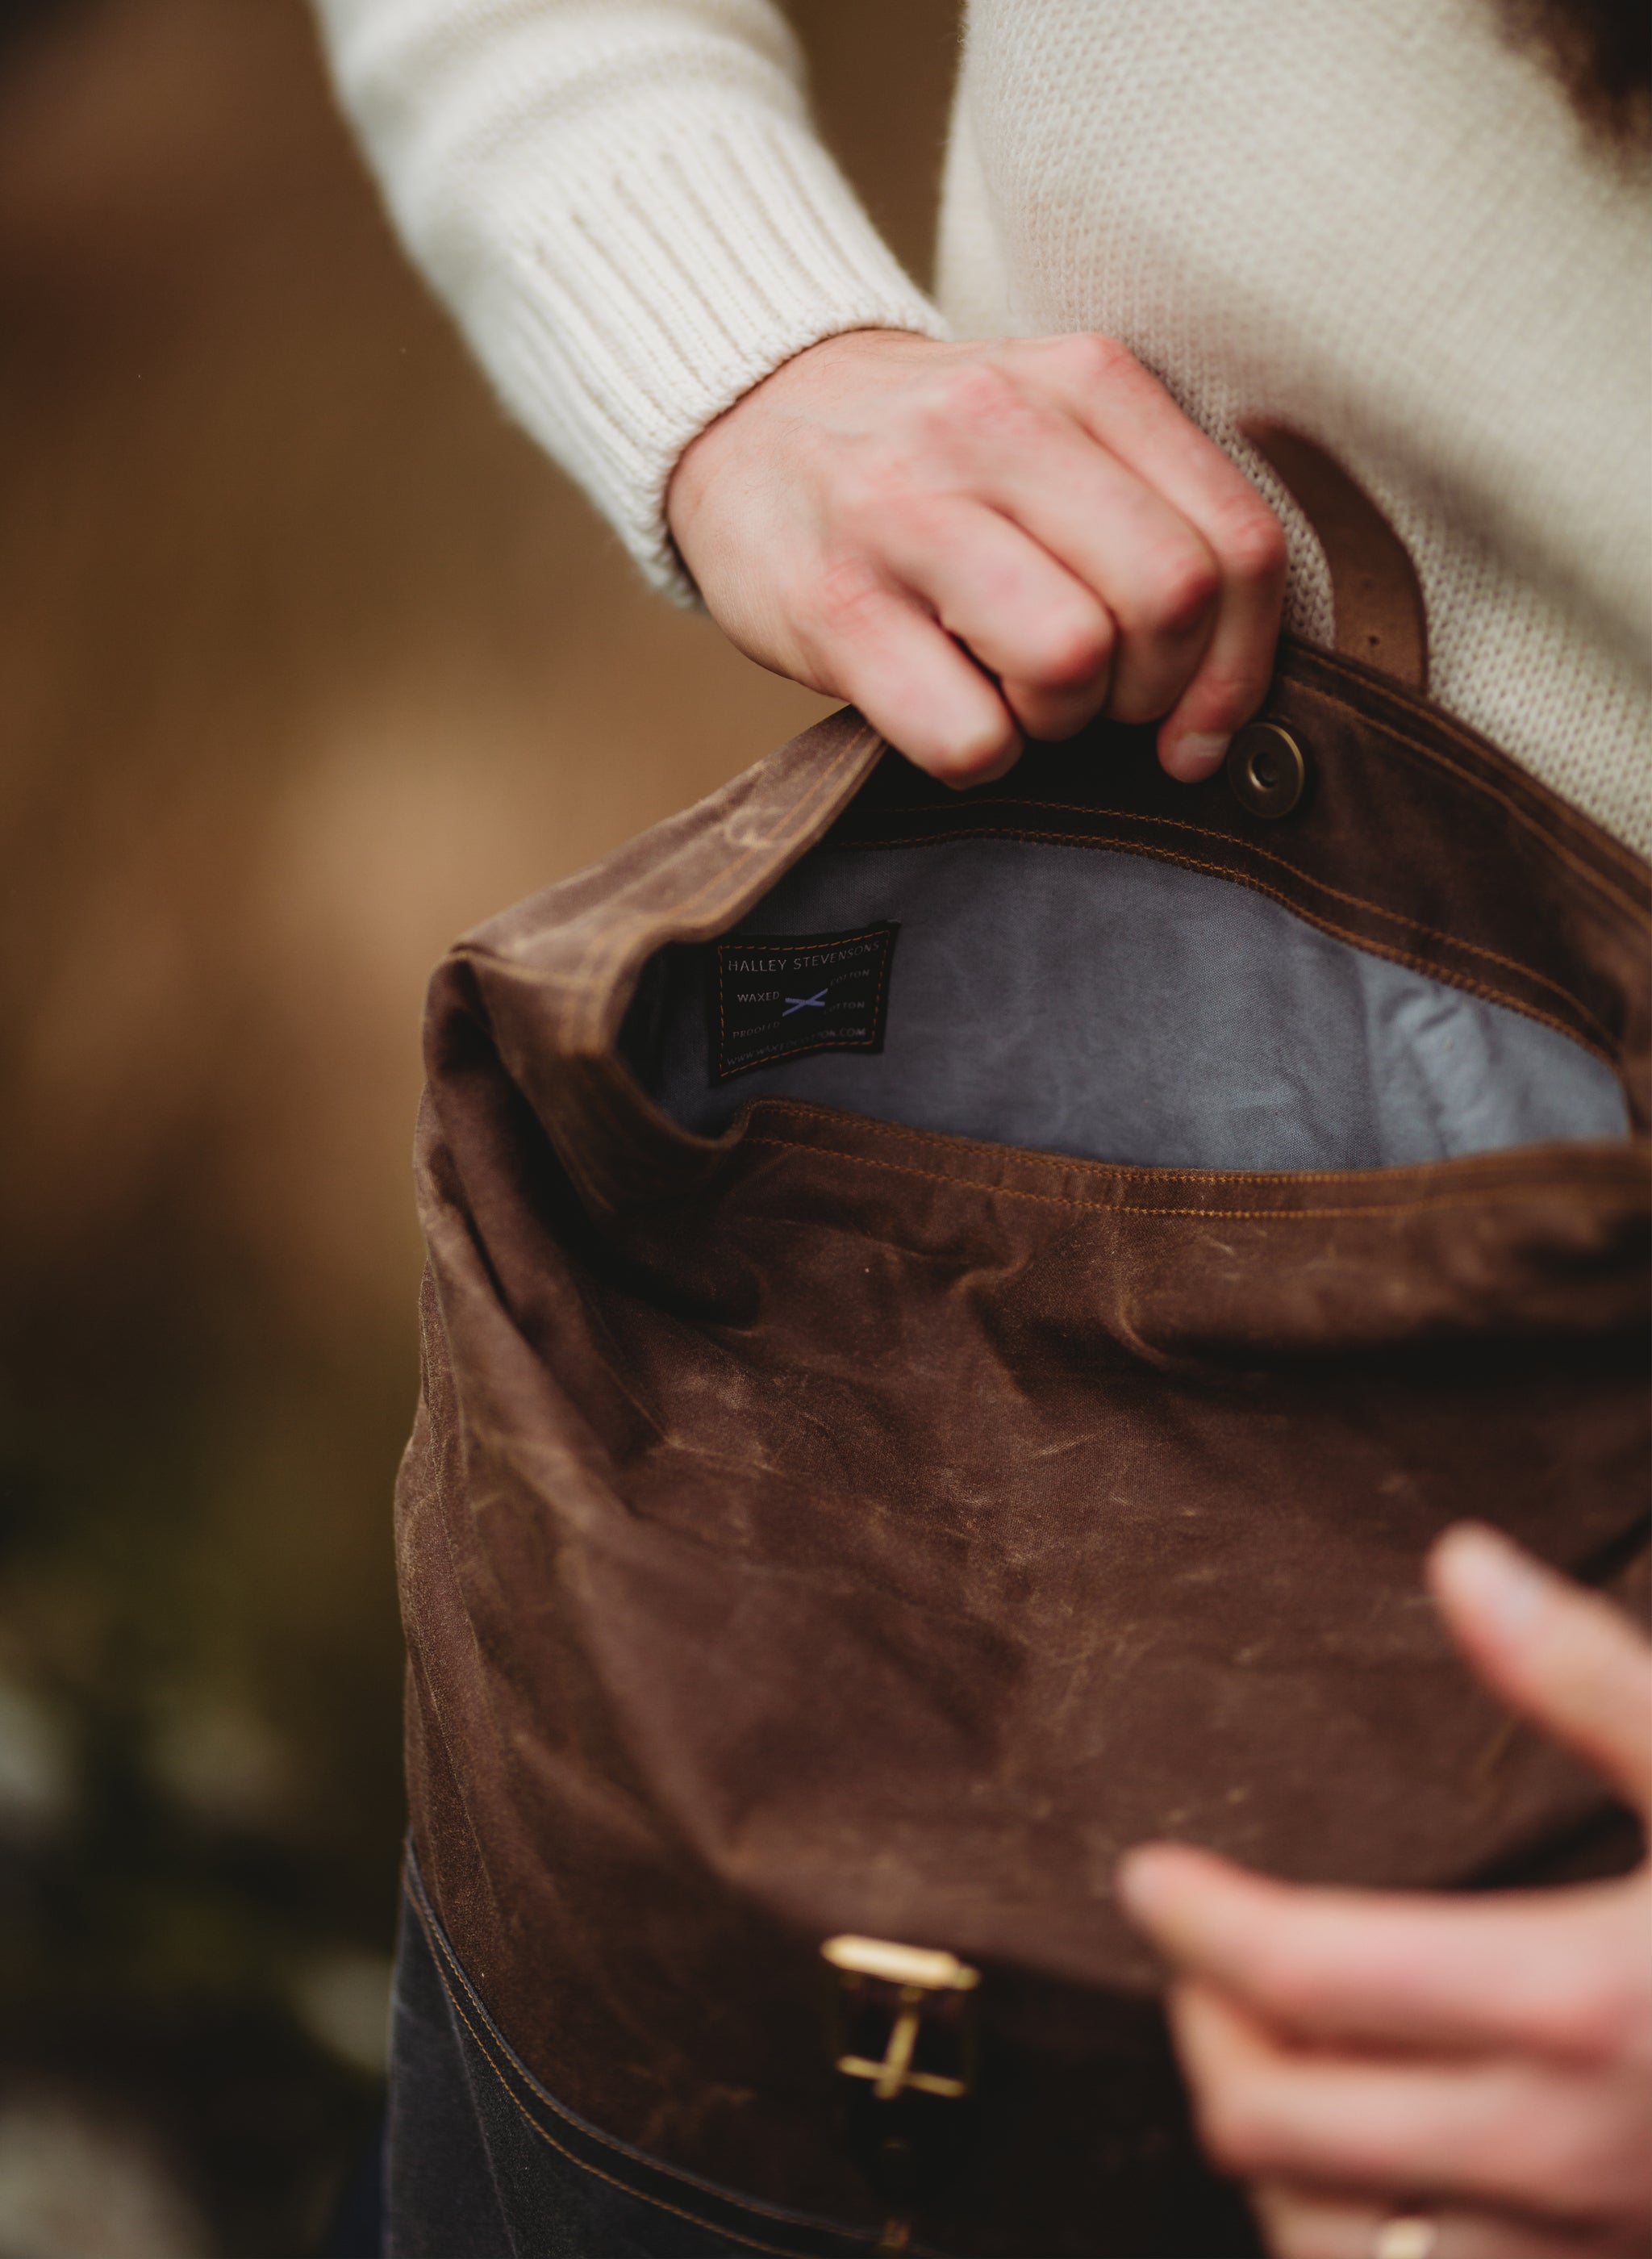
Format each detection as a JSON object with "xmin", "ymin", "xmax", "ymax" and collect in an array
[{"xmin": 1226, "ymin": 721, "xmax": 1308, "ymax": 820}]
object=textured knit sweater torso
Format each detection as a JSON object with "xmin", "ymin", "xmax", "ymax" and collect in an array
[{"xmin": 315, "ymin": 0, "xmax": 1652, "ymax": 852}]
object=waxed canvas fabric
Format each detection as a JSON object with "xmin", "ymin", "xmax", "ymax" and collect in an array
[{"xmin": 395, "ymin": 636, "xmax": 1650, "ymax": 2257}]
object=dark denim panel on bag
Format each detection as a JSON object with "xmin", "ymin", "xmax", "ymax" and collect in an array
[{"xmin": 387, "ymin": 1860, "xmax": 908, "ymax": 2259}]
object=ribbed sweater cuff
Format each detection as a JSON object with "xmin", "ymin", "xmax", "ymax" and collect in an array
[{"xmin": 478, "ymin": 109, "xmax": 948, "ymax": 600}]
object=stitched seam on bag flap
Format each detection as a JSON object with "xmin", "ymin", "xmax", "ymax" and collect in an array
[
  {"xmin": 844, "ymin": 799, "xmax": 1620, "ymax": 1030},
  {"xmin": 745, "ymin": 1100, "xmax": 1650, "ymax": 1193},
  {"xmin": 1303, "ymin": 683, "xmax": 1651, "ymax": 917},
  {"xmin": 818, "ymin": 828, "xmax": 1618, "ymax": 1061},
  {"xmin": 741, "ymin": 1134, "xmax": 1646, "ymax": 1221}
]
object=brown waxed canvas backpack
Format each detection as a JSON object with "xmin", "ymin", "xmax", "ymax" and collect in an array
[{"xmin": 390, "ymin": 436, "xmax": 1650, "ymax": 2258}]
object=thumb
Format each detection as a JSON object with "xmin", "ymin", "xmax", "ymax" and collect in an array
[{"xmin": 1429, "ymin": 1522, "xmax": 1652, "ymax": 1820}]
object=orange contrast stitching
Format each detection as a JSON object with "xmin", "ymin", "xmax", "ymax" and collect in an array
[
  {"xmin": 1300, "ymin": 683, "xmax": 1650, "ymax": 921},
  {"xmin": 824, "ymin": 827, "xmax": 1618, "ymax": 1065},
  {"xmin": 849, "ymin": 799, "xmax": 1616, "ymax": 1036},
  {"xmin": 745, "ymin": 1100, "xmax": 1648, "ymax": 1193},
  {"xmin": 1265, "ymin": 645, "xmax": 1652, "ymax": 881},
  {"xmin": 741, "ymin": 1134, "xmax": 1642, "ymax": 1223}
]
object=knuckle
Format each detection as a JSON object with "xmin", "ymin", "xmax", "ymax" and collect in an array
[
  {"xmin": 1142, "ymin": 548, "xmax": 1221, "ymax": 637},
  {"xmin": 1191, "ymin": 662, "xmax": 1272, "ymax": 731},
  {"xmin": 1217, "ymin": 500, "xmax": 1289, "ymax": 586},
  {"xmin": 1053, "ymin": 330, "xmax": 1137, "ymax": 387},
  {"xmin": 1007, "ymin": 687, "xmax": 1096, "ymax": 745},
  {"xmin": 1027, "ymin": 608, "xmax": 1114, "ymax": 690},
  {"xmin": 927, "ymin": 360, "xmax": 1020, "ymax": 432},
  {"xmin": 929, "ymin": 728, "xmax": 1020, "ymax": 787},
  {"xmin": 807, "ymin": 553, "xmax": 891, "ymax": 641},
  {"xmin": 1166, "ymin": 553, "xmax": 1229, "ymax": 641},
  {"xmin": 832, "ymin": 446, "xmax": 911, "ymax": 538}
]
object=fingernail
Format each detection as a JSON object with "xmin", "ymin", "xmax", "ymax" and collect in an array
[
  {"xmin": 1438, "ymin": 1522, "xmax": 1549, "ymax": 1635},
  {"xmin": 1165, "ymin": 732, "xmax": 1229, "ymax": 782}
]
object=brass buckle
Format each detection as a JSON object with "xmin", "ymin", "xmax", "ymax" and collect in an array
[{"xmin": 820, "ymin": 1934, "xmax": 979, "ymax": 2102}]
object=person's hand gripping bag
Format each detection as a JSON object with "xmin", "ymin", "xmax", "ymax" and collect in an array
[{"xmin": 388, "ymin": 441, "xmax": 1649, "ymax": 2259}]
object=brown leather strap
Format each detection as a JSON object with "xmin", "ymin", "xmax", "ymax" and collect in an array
[{"xmin": 1241, "ymin": 417, "xmax": 1429, "ymax": 693}]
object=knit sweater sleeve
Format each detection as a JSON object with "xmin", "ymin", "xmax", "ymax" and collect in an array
[{"xmin": 313, "ymin": 0, "xmax": 947, "ymax": 595}]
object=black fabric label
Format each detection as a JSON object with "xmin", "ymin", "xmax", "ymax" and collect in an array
[{"xmin": 707, "ymin": 923, "xmax": 898, "ymax": 1083}]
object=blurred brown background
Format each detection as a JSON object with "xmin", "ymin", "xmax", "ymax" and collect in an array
[{"xmin": 0, "ymin": 2, "xmax": 956, "ymax": 2249}]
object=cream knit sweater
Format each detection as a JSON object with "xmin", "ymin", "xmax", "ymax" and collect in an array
[{"xmin": 315, "ymin": 0, "xmax": 1652, "ymax": 854}]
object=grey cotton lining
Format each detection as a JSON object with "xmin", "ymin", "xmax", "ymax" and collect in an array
[{"xmin": 620, "ymin": 839, "xmax": 1628, "ymax": 1173}]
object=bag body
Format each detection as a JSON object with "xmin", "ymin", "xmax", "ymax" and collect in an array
[{"xmin": 391, "ymin": 478, "xmax": 1650, "ymax": 2254}]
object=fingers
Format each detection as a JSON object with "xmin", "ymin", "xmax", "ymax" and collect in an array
[
  {"xmin": 1032, "ymin": 332, "xmax": 1288, "ymax": 775},
  {"xmin": 1117, "ymin": 1531, "xmax": 1652, "ymax": 2063},
  {"xmin": 967, "ymin": 413, "xmax": 1220, "ymax": 727},
  {"xmin": 871, "ymin": 494, "xmax": 1116, "ymax": 744},
  {"xmin": 1251, "ymin": 2180, "xmax": 1631, "ymax": 2259},
  {"xmin": 1429, "ymin": 1525, "xmax": 1652, "ymax": 1819},
  {"xmin": 669, "ymin": 328, "xmax": 1286, "ymax": 788},
  {"xmin": 801, "ymin": 564, "xmax": 1023, "ymax": 784},
  {"xmin": 1113, "ymin": 1530, "xmax": 1652, "ymax": 2244},
  {"xmin": 1155, "ymin": 520, "xmax": 1288, "ymax": 781},
  {"xmin": 1116, "ymin": 1844, "xmax": 1650, "ymax": 2060},
  {"xmin": 920, "ymin": 340, "xmax": 1283, "ymax": 760},
  {"xmin": 1171, "ymin": 1981, "xmax": 1652, "ymax": 2223},
  {"xmin": 842, "ymin": 365, "xmax": 1219, "ymax": 754}
]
